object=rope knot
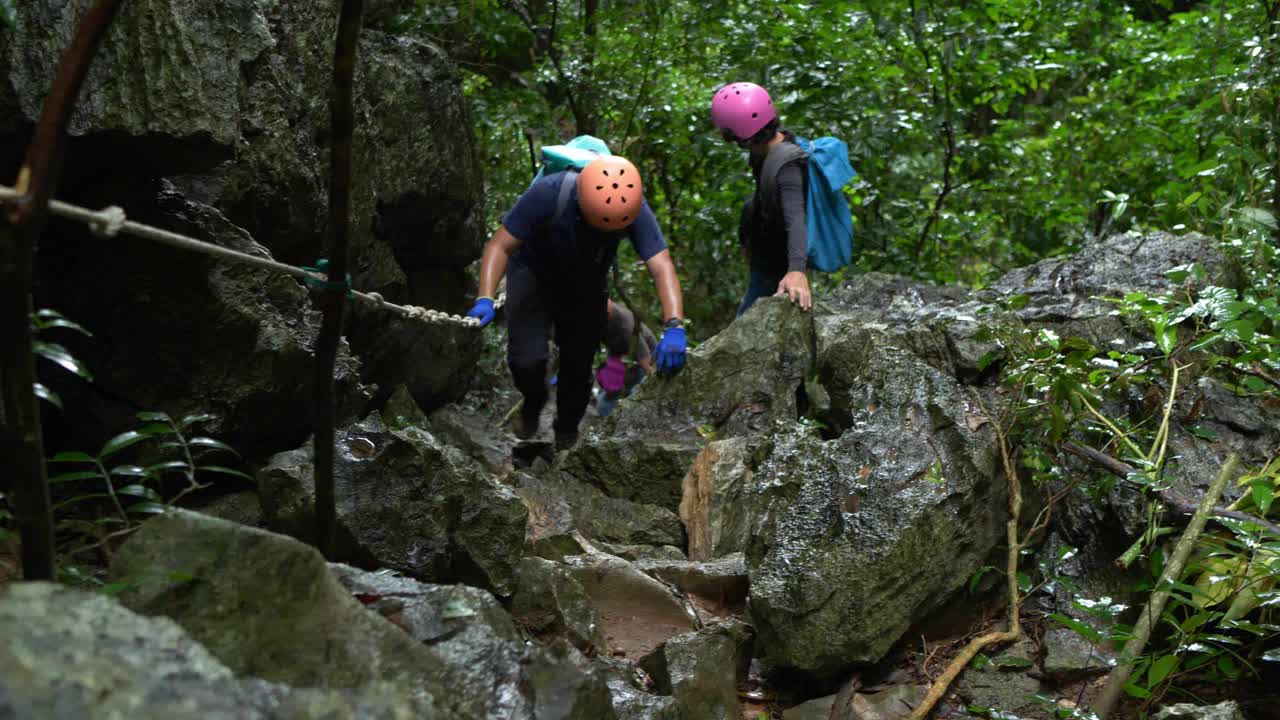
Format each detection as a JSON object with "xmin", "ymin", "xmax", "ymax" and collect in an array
[{"xmin": 90, "ymin": 206, "xmax": 126, "ymax": 238}]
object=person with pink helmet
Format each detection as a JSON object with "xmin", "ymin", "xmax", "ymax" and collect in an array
[{"xmin": 710, "ymin": 81, "xmax": 813, "ymax": 315}]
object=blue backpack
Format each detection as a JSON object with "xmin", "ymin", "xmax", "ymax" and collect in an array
[{"xmin": 759, "ymin": 136, "xmax": 858, "ymax": 272}]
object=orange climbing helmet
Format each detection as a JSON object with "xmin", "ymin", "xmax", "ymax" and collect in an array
[{"xmin": 576, "ymin": 156, "xmax": 643, "ymax": 231}]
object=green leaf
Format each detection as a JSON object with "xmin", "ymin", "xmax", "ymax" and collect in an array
[
  {"xmin": 189, "ymin": 437, "xmax": 238, "ymax": 455},
  {"xmin": 49, "ymin": 451, "xmax": 95, "ymax": 463},
  {"xmin": 1050, "ymin": 613, "xmax": 1101, "ymax": 643},
  {"xmin": 1157, "ymin": 325, "xmax": 1177, "ymax": 355},
  {"xmin": 180, "ymin": 413, "xmax": 216, "ymax": 428},
  {"xmin": 1147, "ymin": 654, "xmax": 1179, "ymax": 686},
  {"xmin": 98, "ymin": 582, "xmax": 130, "ymax": 596},
  {"xmin": 32, "ymin": 315, "xmax": 92, "ymax": 336},
  {"xmin": 34, "ymin": 383, "xmax": 63, "ymax": 409},
  {"xmin": 1123, "ymin": 681, "xmax": 1151, "ymax": 699},
  {"xmin": 136, "ymin": 423, "xmax": 175, "ymax": 436},
  {"xmin": 1006, "ymin": 294, "xmax": 1030, "ymax": 310},
  {"xmin": 146, "ymin": 460, "xmax": 190, "ymax": 476},
  {"xmin": 33, "ymin": 341, "xmax": 92, "ymax": 380},
  {"xmin": 1239, "ymin": 207, "xmax": 1278, "ymax": 230},
  {"xmin": 100, "ymin": 431, "xmax": 150, "ymax": 459},
  {"xmin": 127, "ymin": 501, "xmax": 168, "ymax": 515},
  {"xmin": 1252, "ymin": 483, "xmax": 1274, "ymax": 516},
  {"xmin": 969, "ymin": 653, "xmax": 992, "ymax": 670},
  {"xmin": 1186, "ymin": 425, "xmax": 1219, "ymax": 441},
  {"xmin": 110, "ymin": 465, "xmax": 149, "ymax": 478},
  {"xmin": 136, "ymin": 411, "xmax": 172, "ymax": 423},
  {"xmin": 198, "ymin": 465, "xmax": 253, "ymax": 482},
  {"xmin": 1038, "ymin": 328, "xmax": 1061, "ymax": 350},
  {"xmin": 1016, "ymin": 571, "xmax": 1033, "ymax": 594},
  {"xmin": 117, "ymin": 484, "xmax": 161, "ymax": 501},
  {"xmin": 48, "ymin": 470, "xmax": 104, "ymax": 485}
]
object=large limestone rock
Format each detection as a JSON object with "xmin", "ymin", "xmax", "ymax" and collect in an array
[
  {"xmin": 331, "ymin": 564, "xmax": 617, "ymax": 720},
  {"xmin": 638, "ymin": 618, "xmax": 754, "ymax": 720},
  {"xmin": 2, "ymin": 0, "xmax": 486, "ymax": 454},
  {"xmin": 679, "ymin": 436, "xmax": 771, "ymax": 561},
  {"xmin": 110, "ymin": 510, "xmax": 455, "ymax": 692},
  {"xmin": 1153, "ymin": 702, "xmax": 1245, "ymax": 720},
  {"xmin": 0, "ymin": 582, "xmax": 441, "ymax": 720},
  {"xmin": 746, "ymin": 345, "xmax": 1005, "ymax": 676},
  {"xmin": 563, "ymin": 297, "xmax": 814, "ymax": 511},
  {"xmin": 258, "ymin": 410, "xmax": 527, "ymax": 595},
  {"xmin": 511, "ymin": 556, "xmax": 607, "ymax": 654},
  {"xmin": 514, "ymin": 469, "xmax": 686, "ymax": 557}
]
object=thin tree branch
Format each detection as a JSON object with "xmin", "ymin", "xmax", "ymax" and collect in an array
[
  {"xmin": 314, "ymin": 0, "xmax": 365, "ymax": 558},
  {"xmin": 0, "ymin": 0, "xmax": 125, "ymax": 582},
  {"xmin": 1094, "ymin": 455, "xmax": 1239, "ymax": 718},
  {"xmin": 1062, "ymin": 442, "xmax": 1280, "ymax": 537}
]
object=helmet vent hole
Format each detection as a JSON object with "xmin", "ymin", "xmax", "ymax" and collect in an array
[
  {"xmin": 622, "ymin": 215, "xmax": 630, "ymax": 222},
  {"xmin": 612, "ymin": 182, "xmax": 618, "ymax": 189},
  {"xmin": 606, "ymin": 197, "xmax": 612, "ymax": 205},
  {"xmin": 596, "ymin": 185, "xmax": 604, "ymax": 190},
  {"xmin": 627, "ymin": 183, "xmax": 634, "ymax": 188},
  {"xmin": 621, "ymin": 197, "xmax": 627, "ymax": 203},
  {"xmin": 752, "ymin": 112, "xmax": 758, "ymax": 118}
]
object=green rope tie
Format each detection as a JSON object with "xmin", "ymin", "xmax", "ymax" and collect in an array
[{"xmin": 302, "ymin": 259, "xmax": 353, "ymax": 299}]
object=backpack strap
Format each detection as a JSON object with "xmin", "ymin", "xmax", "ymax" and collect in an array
[
  {"xmin": 758, "ymin": 142, "xmax": 808, "ymax": 210},
  {"xmin": 552, "ymin": 169, "xmax": 578, "ymax": 227}
]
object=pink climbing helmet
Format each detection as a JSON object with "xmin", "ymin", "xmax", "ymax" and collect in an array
[{"xmin": 709, "ymin": 82, "xmax": 777, "ymax": 141}]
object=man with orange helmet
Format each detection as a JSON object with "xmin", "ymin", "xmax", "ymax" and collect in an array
[{"xmin": 466, "ymin": 155, "xmax": 686, "ymax": 450}]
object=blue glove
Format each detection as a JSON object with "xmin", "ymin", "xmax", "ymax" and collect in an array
[
  {"xmin": 466, "ymin": 297, "xmax": 495, "ymax": 327},
  {"xmin": 654, "ymin": 326, "xmax": 686, "ymax": 376}
]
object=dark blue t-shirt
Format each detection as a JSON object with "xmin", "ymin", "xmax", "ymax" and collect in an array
[{"xmin": 502, "ymin": 172, "xmax": 667, "ymax": 288}]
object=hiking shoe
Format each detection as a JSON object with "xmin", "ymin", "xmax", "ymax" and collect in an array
[
  {"xmin": 514, "ymin": 402, "xmax": 541, "ymax": 440},
  {"xmin": 554, "ymin": 430, "xmax": 579, "ymax": 452}
]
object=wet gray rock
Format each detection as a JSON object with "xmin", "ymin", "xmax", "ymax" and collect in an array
[
  {"xmin": 0, "ymin": 582, "xmax": 441, "ymax": 720},
  {"xmin": 194, "ymin": 489, "xmax": 264, "ymax": 528},
  {"xmin": 110, "ymin": 510, "xmax": 453, "ymax": 692},
  {"xmin": 514, "ymin": 470, "xmax": 686, "ymax": 556},
  {"xmin": 594, "ymin": 657, "xmax": 682, "ymax": 720},
  {"xmin": 3, "ymin": 0, "xmax": 486, "ymax": 456},
  {"xmin": 1041, "ymin": 627, "xmax": 1112, "ymax": 678},
  {"xmin": 782, "ymin": 684, "xmax": 929, "ymax": 720},
  {"xmin": 595, "ymin": 542, "xmax": 688, "ymax": 562},
  {"xmin": 746, "ymin": 341, "xmax": 1005, "ymax": 676},
  {"xmin": 678, "ymin": 436, "xmax": 771, "ymax": 561},
  {"xmin": 1153, "ymin": 701, "xmax": 1245, "ymax": 720},
  {"xmin": 635, "ymin": 554, "xmax": 750, "ymax": 614},
  {"xmin": 258, "ymin": 410, "xmax": 527, "ymax": 595},
  {"xmin": 511, "ymin": 556, "xmax": 607, "ymax": 654},
  {"xmin": 331, "ymin": 564, "xmax": 617, "ymax": 720},
  {"xmin": 565, "ymin": 297, "xmax": 815, "ymax": 512},
  {"xmin": 638, "ymin": 618, "xmax": 754, "ymax": 720},
  {"xmin": 954, "ymin": 640, "xmax": 1047, "ymax": 718}
]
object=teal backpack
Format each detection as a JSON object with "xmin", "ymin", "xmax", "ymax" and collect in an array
[
  {"xmin": 530, "ymin": 134, "xmax": 612, "ymax": 223},
  {"xmin": 759, "ymin": 136, "xmax": 858, "ymax": 272}
]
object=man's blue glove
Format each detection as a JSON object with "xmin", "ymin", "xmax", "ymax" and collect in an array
[
  {"xmin": 466, "ymin": 297, "xmax": 495, "ymax": 327},
  {"xmin": 654, "ymin": 326, "xmax": 686, "ymax": 376}
]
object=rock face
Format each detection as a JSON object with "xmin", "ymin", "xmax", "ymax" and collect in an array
[
  {"xmin": 511, "ymin": 556, "xmax": 607, "ymax": 654},
  {"xmin": 0, "ymin": 582, "xmax": 440, "ymax": 720},
  {"xmin": 638, "ymin": 618, "xmax": 754, "ymax": 720},
  {"xmin": 258, "ymin": 410, "xmax": 527, "ymax": 595},
  {"xmin": 563, "ymin": 297, "xmax": 815, "ymax": 511},
  {"xmin": 109, "ymin": 510, "xmax": 614, "ymax": 720},
  {"xmin": 110, "ymin": 510, "xmax": 454, "ymax": 692},
  {"xmin": 745, "ymin": 353, "xmax": 1004, "ymax": 675},
  {"xmin": 331, "ymin": 564, "xmax": 617, "ymax": 720},
  {"xmin": 1153, "ymin": 702, "xmax": 1245, "ymax": 720},
  {"xmin": 514, "ymin": 469, "xmax": 686, "ymax": 556},
  {"xmin": 3, "ymin": 0, "xmax": 486, "ymax": 456},
  {"xmin": 679, "ymin": 437, "xmax": 769, "ymax": 561}
]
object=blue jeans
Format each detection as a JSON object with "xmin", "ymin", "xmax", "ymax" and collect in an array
[{"xmin": 737, "ymin": 268, "xmax": 786, "ymax": 317}]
